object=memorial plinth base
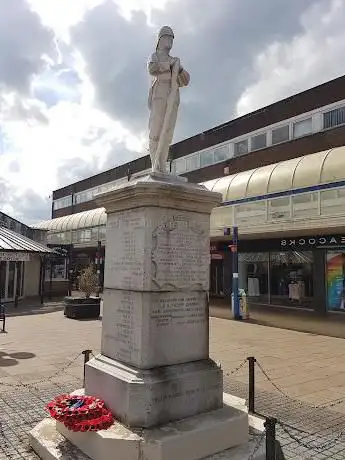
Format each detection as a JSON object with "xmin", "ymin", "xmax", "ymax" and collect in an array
[
  {"xmin": 29, "ymin": 393, "xmax": 260, "ymax": 460},
  {"xmin": 85, "ymin": 354, "xmax": 223, "ymax": 428}
]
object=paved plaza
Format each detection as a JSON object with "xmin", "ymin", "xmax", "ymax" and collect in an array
[{"xmin": 1, "ymin": 304, "xmax": 345, "ymax": 459}]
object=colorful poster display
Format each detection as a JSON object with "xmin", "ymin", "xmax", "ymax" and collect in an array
[{"xmin": 326, "ymin": 252, "xmax": 345, "ymax": 311}]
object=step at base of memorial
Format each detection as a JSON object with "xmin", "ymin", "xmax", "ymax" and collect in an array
[
  {"xmin": 84, "ymin": 354, "xmax": 223, "ymax": 428},
  {"xmin": 30, "ymin": 393, "xmax": 266, "ymax": 460}
]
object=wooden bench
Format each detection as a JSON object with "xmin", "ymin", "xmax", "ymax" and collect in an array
[{"xmin": 0, "ymin": 304, "xmax": 5, "ymax": 332}]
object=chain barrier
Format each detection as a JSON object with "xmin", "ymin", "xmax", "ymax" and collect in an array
[
  {"xmin": 0, "ymin": 351, "xmax": 83, "ymax": 390},
  {"xmin": 252, "ymin": 359, "xmax": 345, "ymax": 457},
  {"xmin": 0, "ymin": 350, "xmax": 94, "ymax": 460},
  {"xmin": 1, "ymin": 351, "xmax": 345, "ymax": 458},
  {"xmin": 277, "ymin": 420, "xmax": 345, "ymax": 452},
  {"xmin": 255, "ymin": 360, "xmax": 345, "ymax": 411},
  {"xmin": 224, "ymin": 358, "xmax": 248, "ymax": 376}
]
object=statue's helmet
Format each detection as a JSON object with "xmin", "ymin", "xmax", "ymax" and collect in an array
[{"xmin": 158, "ymin": 25, "xmax": 174, "ymax": 41}]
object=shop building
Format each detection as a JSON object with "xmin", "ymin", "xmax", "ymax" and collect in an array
[
  {"xmin": 0, "ymin": 223, "xmax": 52, "ymax": 304},
  {"xmin": 52, "ymin": 74, "xmax": 345, "ymax": 220},
  {"xmin": 32, "ymin": 74, "xmax": 345, "ymax": 318},
  {"xmin": 207, "ymin": 145, "xmax": 345, "ymax": 315},
  {"xmin": 40, "ymin": 75, "xmax": 345, "ymax": 286},
  {"xmin": 35, "ymin": 145, "xmax": 345, "ymax": 316}
]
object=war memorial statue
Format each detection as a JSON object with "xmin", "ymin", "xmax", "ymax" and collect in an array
[
  {"xmin": 148, "ymin": 26, "xmax": 190, "ymax": 172},
  {"xmin": 30, "ymin": 25, "xmax": 264, "ymax": 460}
]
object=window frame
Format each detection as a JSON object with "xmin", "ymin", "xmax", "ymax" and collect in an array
[{"xmin": 271, "ymin": 124, "xmax": 290, "ymax": 145}]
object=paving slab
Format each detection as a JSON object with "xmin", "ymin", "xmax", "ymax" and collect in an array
[{"xmin": 1, "ymin": 307, "xmax": 345, "ymax": 459}]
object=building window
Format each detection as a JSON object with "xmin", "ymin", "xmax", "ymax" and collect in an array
[
  {"xmin": 251, "ymin": 133, "xmax": 267, "ymax": 151},
  {"xmin": 238, "ymin": 251, "xmax": 314, "ymax": 309},
  {"xmin": 214, "ymin": 145, "xmax": 230, "ymax": 163},
  {"xmin": 234, "ymin": 139, "xmax": 248, "ymax": 156},
  {"xmin": 91, "ymin": 227, "xmax": 99, "ymax": 242},
  {"xmin": 174, "ymin": 158, "xmax": 186, "ymax": 174},
  {"xmin": 99, "ymin": 226, "xmax": 106, "ymax": 241},
  {"xmin": 320, "ymin": 188, "xmax": 345, "ymax": 215},
  {"xmin": 324, "ymin": 106, "xmax": 345, "ymax": 129},
  {"xmin": 271, "ymin": 125, "xmax": 289, "ymax": 145},
  {"xmin": 186, "ymin": 154, "xmax": 200, "ymax": 172},
  {"xmin": 210, "ymin": 207, "xmax": 234, "ymax": 235},
  {"xmin": 53, "ymin": 195, "xmax": 72, "ymax": 210},
  {"xmin": 235, "ymin": 201, "xmax": 267, "ymax": 224},
  {"xmin": 268, "ymin": 197, "xmax": 291, "ymax": 220},
  {"xmin": 200, "ymin": 150, "xmax": 214, "ymax": 167},
  {"xmin": 292, "ymin": 192, "xmax": 318, "ymax": 217},
  {"xmin": 238, "ymin": 252, "xmax": 269, "ymax": 304},
  {"xmin": 80, "ymin": 229, "xmax": 92, "ymax": 243},
  {"xmin": 269, "ymin": 251, "xmax": 313, "ymax": 309},
  {"xmin": 293, "ymin": 118, "xmax": 312, "ymax": 138}
]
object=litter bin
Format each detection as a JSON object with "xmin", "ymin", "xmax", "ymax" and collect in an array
[{"xmin": 231, "ymin": 289, "xmax": 249, "ymax": 319}]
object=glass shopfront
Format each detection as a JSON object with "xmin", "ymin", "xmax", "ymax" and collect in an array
[
  {"xmin": 210, "ymin": 234, "xmax": 345, "ymax": 313},
  {"xmin": 0, "ymin": 261, "xmax": 25, "ymax": 302},
  {"xmin": 326, "ymin": 251, "xmax": 345, "ymax": 311},
  {"xmin": 239, "ymin": 251, "xmax": 314, "ymax": 309},
  {"xmin": 210, "ymin": 249, "xmax": 225, "ymax": 297},
  {"xmin": 238, "ymin": 252, "xmax": 269, "ymax": 303}
]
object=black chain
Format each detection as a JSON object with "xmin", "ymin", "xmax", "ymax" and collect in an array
[
  {"xmin": 278, "ymin": 420, "xmax": 345, "ymax": 452},
  {"xmin": 224, "ymin": 358, "xmax": 248, "ymax": 376},
  {"xmin": 255, "ymin": 360, "xmax": 345, "ymax": 410},
  {"xmin": 0, "ymin": 351, "xmax": 83, "ymax": 389}
]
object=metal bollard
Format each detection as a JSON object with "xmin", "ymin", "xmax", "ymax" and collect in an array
[
  {"xmin": 264, "ymin": 417, "xmax": 277, "ymax": 460},
  {"xmin": 82, "ymin": 349, "xmax": 92, "ymax": 387},
  {"xmin": 247, "ymin": 356, "xmax": 256, "ymax": 414}
]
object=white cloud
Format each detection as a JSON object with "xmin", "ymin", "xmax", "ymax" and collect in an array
[
  {"xmin": 1, "ymin": 0, "xmax": 345, "ymax": 226},
  {"xmin": 28, "ymin": 0, "xmax": 104, "ymax": 40},
  {"xmin": 0, "ymin": 99, "xmax": 144, "ymax": 196},
  {"xmin": 28, "ymin": 0, "xmax": 175, "ymax": 40},
  {"xmin": 0, "ymin": 0, "xmax": 166, "ymax": 224},
  {"xmin": 236, "ymin": 0, "xmax": 345, "ymax": 116}
]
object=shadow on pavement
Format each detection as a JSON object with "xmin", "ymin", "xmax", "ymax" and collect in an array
[
  {"xmin": 3, "ymin": 302, "xmax": 64, "ymax": 318},
  {"xmin": 0, "ymin": 350, "xmax": 36, "ymax": 367}
]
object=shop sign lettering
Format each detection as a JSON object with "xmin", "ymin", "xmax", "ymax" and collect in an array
[
  {"xmin": 281, "ymin": 236, "xmax": 345, "ymax": 248},
  {"xmin": 0, "ymin": 252, "xmax": 30, "ymax": 262}
]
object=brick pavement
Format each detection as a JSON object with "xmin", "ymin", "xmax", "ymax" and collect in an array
[{"xmin": 1, "ymin": 307, "xmax": 345, "ymax": 458}]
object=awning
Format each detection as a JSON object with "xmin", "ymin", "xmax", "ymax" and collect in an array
[
  {"xmin": 0, "ymin": 226, "xmax": 53, "ymax": 254},
  {"xmin": 33, "ymin": 207, "xmax": 106, "ymax": 232},
  {"xmin": 203, "ymin": 145, "xmax": 345, "ymax": 202}
]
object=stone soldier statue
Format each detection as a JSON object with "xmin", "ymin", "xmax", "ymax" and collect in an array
[{"xmin": 148, "ymin": 26, "xmax": 190, "ymax": 173}]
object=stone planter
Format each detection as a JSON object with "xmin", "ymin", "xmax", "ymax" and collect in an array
[{"xmin": 64, "ymin": 296, "xmax": 101, "ymax": 320}]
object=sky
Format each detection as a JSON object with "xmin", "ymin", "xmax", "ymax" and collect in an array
[{"xmin": 0, "ymin": 0, "xmax": 345, "ymax": 225}]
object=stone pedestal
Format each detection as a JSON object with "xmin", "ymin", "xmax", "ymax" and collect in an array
[
  {"xmin": 30, "ymin": 173, "xmax": 254, "ymax": 459},
  {"xmin": 85, "ymin": 356, "xmax": 222, "ymax": 428},
  {"xmin": 84, "ymin": 173, "xmax": 223, "ymax": 429}
]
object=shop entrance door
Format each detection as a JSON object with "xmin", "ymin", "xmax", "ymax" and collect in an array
[
  {"xmin": 0, "ymin": 262, "xmax": 6, "ymax": 302},
  {"xmin": 210, "ymin": 258, "xmax": 224, "ymax": 297},
  {"xmin": 7, "ymin": 262, "xmax": 16, "ymax": 300},
  {"xmin": 0, "ymin": 261, "xmax": 24, "ymax": 302}
]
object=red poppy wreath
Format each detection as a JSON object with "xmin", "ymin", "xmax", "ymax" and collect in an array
[{"xmin": 46, "ymin": 394, "xmax": 114, "ymax": 432}]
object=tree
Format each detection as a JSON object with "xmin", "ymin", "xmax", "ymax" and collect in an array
[{"xmin": 78, "ymin": 264, "xmax": 98, "ymax": 299}]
